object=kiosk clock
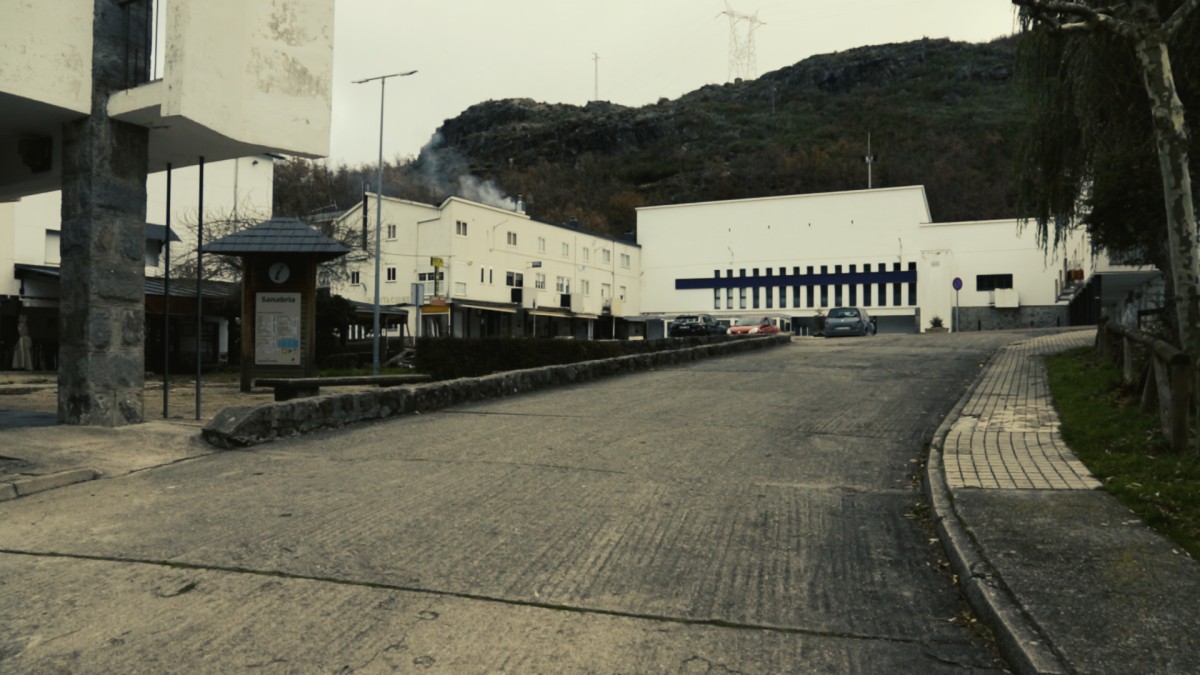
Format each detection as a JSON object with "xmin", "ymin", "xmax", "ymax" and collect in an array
[{"xmin": 268, "ymin": 261, "xmax": 291, "ymax": 284}]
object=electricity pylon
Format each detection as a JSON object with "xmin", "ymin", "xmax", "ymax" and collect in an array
[{"xmin": 720, "ymin": 1, "xmax": 765, "ymax": 82}]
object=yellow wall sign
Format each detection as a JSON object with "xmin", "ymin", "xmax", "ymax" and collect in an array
[{"xmin": 430, "ymin": 256, "xmax": 444, "ymax": 268}]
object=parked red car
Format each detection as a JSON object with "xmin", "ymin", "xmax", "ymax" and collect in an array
[{"xmin": 728, "ymin": 317, "xmax": 780, "ymax": 335}]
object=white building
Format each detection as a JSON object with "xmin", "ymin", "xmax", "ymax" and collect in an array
[
  {"xmin": 637, "ymin": 186, "xmax": 1091, "ymax": 335},
  {"xmin": 329, "ymin": 195, "xmax": 642, "ymax": 341},
  {"xmin": 0, "ymin": 156, "xmax": 277, "ymax": 370}
]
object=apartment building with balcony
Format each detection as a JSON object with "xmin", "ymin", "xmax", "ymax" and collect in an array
[{"xmin": 329, "ymin": 195, "xmax": 642, "ymax": 341}]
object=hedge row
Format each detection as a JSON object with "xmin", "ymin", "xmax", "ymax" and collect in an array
[{"xmin": 415, "ymin": 336, "xmax": 731, "ymax": 381}]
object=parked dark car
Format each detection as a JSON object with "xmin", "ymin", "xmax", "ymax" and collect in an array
[
  {"xmin": 670, "ymin": 314, "xmax": 727, "ymax": 336},
  {"xmin": 824, "ymin": 307, "xmax": 875, "ymax": 337}
]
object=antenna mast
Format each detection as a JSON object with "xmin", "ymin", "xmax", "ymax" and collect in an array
[
  {"xmin": 864, "ymin": 133, "xmax": 876, "ymax": 189},
  {"xmin": 720, "ymin": 1, "xmax": 765, "ymax": 82},
  {"xmin": 592, "ymin": 52, "xmax": 600, "ymax": 101}
]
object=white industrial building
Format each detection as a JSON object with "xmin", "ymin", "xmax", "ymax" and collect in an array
[
  {"xmin": 328, "ymin": 195, "xmax": 642, "ymax": 341},
  {"xmin": 637, "ymin": 186, "xmax": 1092, "ymax": 336}
]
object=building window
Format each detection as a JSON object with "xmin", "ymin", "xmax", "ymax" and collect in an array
[
  {"xmin": 44, "ymin": 230, "xmax": 61, "ymax": 264},
  {"xmin": 456, "ymin": 220, "xmax": 468, "ymax": 236},
  {"xmin": 620, "ymin": 253, "xmax": 631, "ymax": 268},
  {"xmin": 386, "ymin": 267, "xmax": 397, "ymax": 282},
  {"xmin": 714, "ymin": 289, "xmax": 721, "ymax": 309},
  {"xmin": 454, "ymin": 281, "xmax": 467, "ymax": 295},
  {"xmin": 507, "ymin": 231, "xmax": 517, "ymax": 247},
  {"xmin": 559, "ymin": 242, "xmax": 567, "ymax": 257},
  {"xmin": 976, "ymin": 274, "xmax": 1013, "ymax": 291},
  {"xmin": 582, "ymin": 247, "xmax": 590, "ymax": 262},
  {"xmin": 556, "ymin": 276, "xmax": 571, "ymax": 293},
  {"xmin": 601, "ymin": 282, "xmax": 611, "ymax": 298},
  {"xmin": 489, "ymin": 268, "xmax": 494, "ymax": 285},
  {"xmin": 537, "ymin": 236, "xmax": 546, "ymax": 252},
  {"xmin": 386, "ymin": 223, "xmax": 397, "ymax": 239},
  {"xmin": 506, "ymin": 271, "xmax": 523, "ymax": 287},
  {"xmin": 726, "ymin": 287, "xmax": 734, "ymax": 309},
  {"xmin": 417, "ymin": 271, "xmax": 444, "ymax": 282},
  {"xmin": 739, "ymin": 287, "xmax": 747, "ymax": 309},
  {"xmin": 580, "ymin": 279, "xmax": 590, "ymax": 296},
  {"xmin": 350, "ymin": 270, "xmax": 360, "ymax": 285},
  {"xmin": 536, "ymin": 273, "xmax": 547, "ymax": 290},
  {"xmin": 618, "ymin": 285, "xmax": 626, "ymax": 301},
  {"xmin": 601, "ymin": 248, "xmax": 611, "ymax": 263}
]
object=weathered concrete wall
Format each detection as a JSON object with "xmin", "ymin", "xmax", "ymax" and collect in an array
[
  {"xmin": 202, "ymin": 335, "xmax": 791, "ymax": 449},
  {"xmin": 57, "ymin": 0, "xmax": 151, "ymax": 426},
  {"xmin": 0, "ymin": 0, "xmax": 92, "ymax": 114},
  {"xmin": 164, "ymin": 0, "xmax": 334, "ymax": 158},
  {"xmin": 955, "ymin": 305, "xmax": 1068, "ymax": 332}
]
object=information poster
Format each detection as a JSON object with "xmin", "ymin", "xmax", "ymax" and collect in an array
[{"xmin": 256, "ymin": 293, "xmax": 302, "ymax": 365}]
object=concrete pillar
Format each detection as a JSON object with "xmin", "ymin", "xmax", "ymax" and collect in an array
[{"xmin": 57, "ymin": 0, "xmax": 150, "ymax": 426}]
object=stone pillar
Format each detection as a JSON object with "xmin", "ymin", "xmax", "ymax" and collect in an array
[{"xmin": 57, "ymin": 0, "xmax": 151, "ymax": 426}]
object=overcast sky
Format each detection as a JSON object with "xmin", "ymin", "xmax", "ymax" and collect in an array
[{"xmin": 329, "ymin": 1, "xmax": 1019, "ymax": 167}]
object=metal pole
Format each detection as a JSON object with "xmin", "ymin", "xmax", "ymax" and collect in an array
[
  {"xmin": 163, "ymin": 163, "xmax": 172, "ymax": 418},
  {"xmin": 955, "ymin": 289, "xmax": 960, "ymax": 333},
  {"xmin": 373, "ymin": 79, "xmax": 385, "ymax": 375},
  {"xmin": 354, "ymin": 70, "xmax": 416, "ymax": 375},
  {"xmin": 196, "ymin": 156, "xmax": 204, "ymax": 421}
]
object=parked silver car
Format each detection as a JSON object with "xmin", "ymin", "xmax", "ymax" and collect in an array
[{"xmin": 824, "ymin": 307, "xmax": 875, "ymax": 337}]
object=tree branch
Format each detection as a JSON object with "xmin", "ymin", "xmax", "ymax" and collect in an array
[
  {"xmin": 1012, "ymin": 0, "xmax": 1138, "ymax": 37},
  {"xmin": 1163, "ymin": 0, "xmax": 1200, "ymax": 37}
]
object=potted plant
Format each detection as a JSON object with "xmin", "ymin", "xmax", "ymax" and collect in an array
[
  {"xmin": 812, "ymin": 309, "xmax": 827, "ymax": 337},
  {"xmin": 927, "ymin": 315, "xmax": 948, "ymax": 334}
]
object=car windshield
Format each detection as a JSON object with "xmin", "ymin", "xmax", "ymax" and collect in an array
[
  {"xmin": 675, "ymin": 316, "xmax": 700, "ymax": 323},
  {"xmin": 828, "ymin": 308, "xmax": 859, "ymax": 319}
]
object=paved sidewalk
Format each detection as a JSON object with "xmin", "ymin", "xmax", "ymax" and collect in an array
[
  {"xmin": 929, "ymin": 329, "xmax": 1200, "ymax": 675},
  {"xmin": 943, "ymin": 331, "xmax": 1099, "ymax": 490}
]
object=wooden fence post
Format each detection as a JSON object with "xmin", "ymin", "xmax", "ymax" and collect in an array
[{"xmin": 1166, "ymin": 356, "xmax": 1190, "ymax": 454}]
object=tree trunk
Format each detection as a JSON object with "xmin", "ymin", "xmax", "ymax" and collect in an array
[{"xmin": 1135, "ymin": 37, "xmax": 1200, "ymax": 365}]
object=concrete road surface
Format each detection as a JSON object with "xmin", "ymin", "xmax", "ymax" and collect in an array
[{"xmin": 0, "ymin": 333, "xmax": 1042, "ymax": 673}]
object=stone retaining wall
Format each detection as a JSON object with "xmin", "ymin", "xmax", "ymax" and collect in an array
[{"xmin": 202, "ymin": 335, "xmax": 791, "ymax": 449}]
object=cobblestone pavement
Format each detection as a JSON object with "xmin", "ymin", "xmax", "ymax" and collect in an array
[{"xmin": 942, "ymin": 329, "xmax": 1101, "ymax": 490}]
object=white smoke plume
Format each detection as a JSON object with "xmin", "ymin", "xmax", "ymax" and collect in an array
[{"xmin": 418, "ymin": 133, "xmax": 519, "ymax": 212}]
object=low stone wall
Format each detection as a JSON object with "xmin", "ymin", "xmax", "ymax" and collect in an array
[
  {"xmin": 202, "ymin": 335, "xmax": 790, "ymax": 449},
  {"xmin": 956, "ymin": 305, "xmax": 1068, "ymax": 332}
]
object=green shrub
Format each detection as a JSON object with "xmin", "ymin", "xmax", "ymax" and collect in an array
[{"xmin": 414, "ymin": 336, "xmax": 725, "ymax": 380}]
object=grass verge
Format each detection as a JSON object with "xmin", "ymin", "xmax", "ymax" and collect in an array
[{"xmin": 1046, "ymin": 347, "xmax": 1200, "ymax": 559}]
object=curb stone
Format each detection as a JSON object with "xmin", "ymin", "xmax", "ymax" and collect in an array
[
  {"xmin": 202, "ymin": 335, "xmax": 792, "ymax": 449},
  {"xmin": 924, "ymin": 348, "xmax": 1069, "ymax": 675},
  {"xmin": 0, "ymin": 468, "xmax": 101, "ymax": 501}
]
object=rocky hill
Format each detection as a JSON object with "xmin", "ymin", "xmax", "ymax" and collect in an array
[{"xmin": 403, "ymin": 37, "xmax": 1024, "ymax": 238}]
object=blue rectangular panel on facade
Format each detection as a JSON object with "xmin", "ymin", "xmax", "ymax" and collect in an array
[{"xmin": 675, "ymin": 270, "xmax": 917, "ymax": 290}]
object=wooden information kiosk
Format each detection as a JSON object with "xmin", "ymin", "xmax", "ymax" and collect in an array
[{"xmin": 203, "ymin": 218, "xmax": 349, "ymax": 392}]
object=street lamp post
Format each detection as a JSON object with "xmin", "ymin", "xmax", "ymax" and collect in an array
[{"xmin": 354, "ymin": 69, "xmax": 417, "ymax": 375}]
